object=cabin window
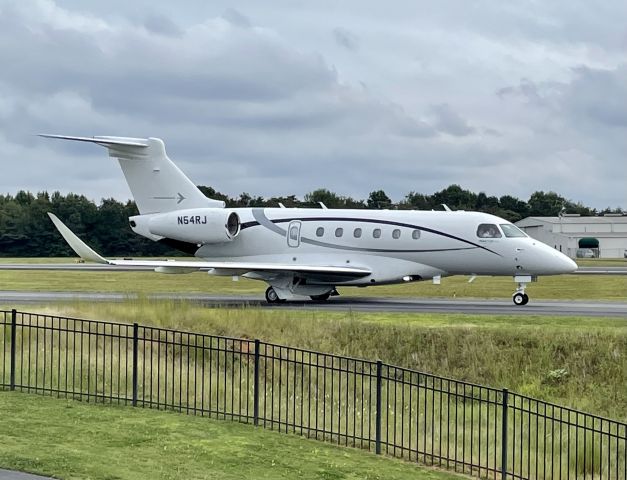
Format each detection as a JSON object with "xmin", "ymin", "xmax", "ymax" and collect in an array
[
  {"xmin": 316, "ymin": 227, "xmax": 324, "ymax": 237},
  {"xmin": 373, "ymin": 228, "xmax": 381, "ymax": 239},
  {"xmin": 353, "ymin": 228, "xmax": 362, "ymax": 238},
  {"xmin": 476, "ymin": 223, "xmax": 502, "ymax": 238},
  {"xmin": 392, "ymin": 229, "xmax": 401, "ymax": 239},
  {"xmin": 412, "ymin": 229, "xmax": 420, "ymax": 240},
  {"xmin": 335, "ymin": 227, "xmax": 344, "ymax": 237},
  {"xmin": 289, "ymin": 225, "xmax": 299, "ymax": 241},
  {"xmin": 500, "ymin": 224, "xmax": 527, "ymax": 238}
]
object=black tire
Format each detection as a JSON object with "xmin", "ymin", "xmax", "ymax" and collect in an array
[
  {"xmin": 310, "ymin": 292, "xmax": 331, "ymax": 302},
  {"xmin": 513, "ymin": 292, "xmax": 525, "ymax": 306},
  {"xmin": 521, "ymin": 293, "xmax": 529, "ymax": 305},
  {"xmin": 265, "ymin": 287, "xmax": 280, "ymax": 303}
]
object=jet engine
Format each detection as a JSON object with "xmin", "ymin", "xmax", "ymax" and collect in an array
[{"xmin": 142, "ymin": 208, "xmax": 241, "ymax": 244}]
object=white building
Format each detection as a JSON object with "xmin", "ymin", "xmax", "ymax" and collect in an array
[{"xmin": 515, "ymin": 215, "xmax": 627, "ymax": 259}]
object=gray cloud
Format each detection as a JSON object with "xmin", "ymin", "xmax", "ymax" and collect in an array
[
  {"xmin": 564, "ymin": 65, "xmax": 627, "ymax": 128},
  {"xmin": 221, "ymin": 8, "xmax": 251, "ymax": 28},
  {"xmin": 142, "ymin": 13, "xmax": 183, "ymax": 37},
  {"xmin": 333, "ymin": 27, "xmax": 359, "ymax": 51},
  {"xmin": 428, "ymin": 104, "xmax": 475, "ymax": 137},
  {"xmin": 0, "ymin": 0, "xmax": 626, "ymax": 210}
]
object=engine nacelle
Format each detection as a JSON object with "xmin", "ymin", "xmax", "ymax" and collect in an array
[{"xmin": 145, "ymin": 208, "xmax": 240, "ymax": 244}]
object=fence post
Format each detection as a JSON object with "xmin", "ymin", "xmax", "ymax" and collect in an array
[
  {"xmin": 253, "ymin": 339, "xmax": 260, "ymax": 426},
  {"xmin": 501, "ymin": 388, "xmax": 509, "ymax": 479},
  {"xmin": 375, "ymin": 360, "xmax": 383, "ymax": 454},
  {"xmin": 9, "ymin": 309, "xmax": 17, "ymax": 391},
  {"xmin": 132, "ymin": 323, "xmax": 138, "ymax": 407}
]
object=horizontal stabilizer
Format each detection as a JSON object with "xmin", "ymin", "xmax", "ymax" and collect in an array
[
  {"xmin": 40, "ymin": 134, "xmax": 221, "ymax": 214},
  {"xmin": 38, "ymin": 134, "xmax": 148, "ymax": 148}
]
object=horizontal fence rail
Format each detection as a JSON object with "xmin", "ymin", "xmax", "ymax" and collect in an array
[{"xmin": 1, "ymin": 309, "xmax": 625, "ymax": 480}]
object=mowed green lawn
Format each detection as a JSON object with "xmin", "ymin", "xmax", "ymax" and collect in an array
[
  {"xmin": 0, "ymin": 267, "xmax": 625, "ymax": 300},
  {"xmin": 0, "ymin": 392, "xmax": 460, "ymax": 480}
]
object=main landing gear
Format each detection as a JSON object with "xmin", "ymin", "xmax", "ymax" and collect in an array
[
  {"xmin": 310, "ymin": 292, "xmax": 331, "ymax": 302},
  {"xmin": 512, "ymin": 275, "xmax": 532, "ymax": 306},
  {"xmin": 265, "ymin": 286, "xmax": 285, "ymax": 304},
  {"xmin": 265, "ymin": 286, "xmax": 336, "ymax": 303}
]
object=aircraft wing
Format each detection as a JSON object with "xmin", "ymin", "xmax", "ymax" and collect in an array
[{"xmin": 46, "ymin": 213, "xmax": 371, "ymax": 278}]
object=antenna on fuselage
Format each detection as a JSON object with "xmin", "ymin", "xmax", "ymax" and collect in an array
[
  {"xmin": 442, "ymin": 204, "xmax": 452, "ymax": 212},
  {"xmin": 319, "ymin": 202, "xmax": 328, "ymax": 209}
]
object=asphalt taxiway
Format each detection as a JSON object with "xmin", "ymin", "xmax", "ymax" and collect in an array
[{"xmin": 1, "ymin": 291, "xmax": 626, "ymax": 317}]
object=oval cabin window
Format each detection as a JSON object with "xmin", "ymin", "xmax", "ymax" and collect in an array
[{"xmin": 316, "ymin": 227, "xmax": 324, "ymax": 237}]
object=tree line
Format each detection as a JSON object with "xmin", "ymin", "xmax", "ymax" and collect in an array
[{"xmin": 0, "ymin": 185, "xmax": 621, "ymax": 257}]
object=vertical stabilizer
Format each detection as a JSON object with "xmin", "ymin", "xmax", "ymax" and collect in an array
[{"xmin": 39, "ymin": 134, "xmax": 224, "ymax": 214}]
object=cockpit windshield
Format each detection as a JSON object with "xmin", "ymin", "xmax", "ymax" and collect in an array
[
  {"xmin": 500, "ymin": 224, "xmax": 527, "ymax": 238},
  {"xmin": 476, "ymin": 223, "xmax": 502, "ymax": 238}
]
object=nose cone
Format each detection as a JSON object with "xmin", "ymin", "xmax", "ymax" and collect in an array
[
  {"xmin": 536, "ymin": 243, "xmax": 578, "ymax": 274},
  {"xmin": 556, "ymin": 252, "xmax": 578, "ymax": 274}
]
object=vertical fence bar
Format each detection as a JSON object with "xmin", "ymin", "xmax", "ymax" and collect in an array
[
  {"xmin": 132, "ymin": 323, "xmax": 138, "ymax": 407},
  {"xmin": 253, "ymin": 339, "xmax": 260, "ymax": 426},
  {"xmin": 10, "ymin": 309, "xmax": 17, "ymax": 391},
  {"xmin": 501, "ymin": 388, "xmax": 509, "ymax": 480},
  {"xmin": 375, "ymin": 360, "xmax": 382, "ymax": 455}
]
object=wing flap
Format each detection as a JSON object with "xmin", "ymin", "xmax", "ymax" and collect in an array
[{"xmin": 109, "ymin": 258, "xmax": 370, "ymax": 276}]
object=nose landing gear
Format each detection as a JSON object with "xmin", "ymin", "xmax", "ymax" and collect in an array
[
  {"xmin": 513, "ymin": 291, "xmax": 529, "ymax": 305},
  {"xmin": 512, "ymin": 275, "xmax": 532, "ymax": 305}
]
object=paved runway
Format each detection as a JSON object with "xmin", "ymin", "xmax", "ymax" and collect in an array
[
  {"xmin": 1, "ymin": 290, "xmax": 626, "ymax": 317},
  {"xmin": 0, "ymin": 470, "xmax": 52, "ymax": 480}
]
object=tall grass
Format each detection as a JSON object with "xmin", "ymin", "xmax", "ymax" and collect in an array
[{"xmin": 12, "ymin": 299, "xmax": 627, "ymax": 420}]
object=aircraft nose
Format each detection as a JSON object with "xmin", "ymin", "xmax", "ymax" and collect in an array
[
  {"xmin": 564, "ymin": 255, "xmax": 579, "ymax": 273},
  {"xmin": 548, "ymin": 250, "xmax": 577, "ymax": 274}
]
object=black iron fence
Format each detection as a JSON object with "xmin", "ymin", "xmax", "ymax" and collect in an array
[{"xmin": 1, "ymin": 309, "xmax": 625, "ymax": 479}]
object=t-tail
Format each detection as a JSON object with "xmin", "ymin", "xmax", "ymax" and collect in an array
[{"xmin": 39, "ymin": 134, "xmax": 224, "ymax": 214}]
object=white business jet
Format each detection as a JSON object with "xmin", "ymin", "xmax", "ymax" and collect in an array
[{"xmin": 41, "ymin": 134, "xmax": 577, "ymax": 305}]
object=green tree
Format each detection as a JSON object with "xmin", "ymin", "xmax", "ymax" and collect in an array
[
  {"xmin": 528, "ymin": 191, "xmax": 567, "ymax": 216},
  {"xmin": 367, "ymin": 190, "xmax": 392, "ymax": 209},
  {"xmin": 431, "ymin": 185, "xmax": 476, "ymax": 210},
  {"xmin": 399, "ymin": 192, "xmax": 433, "ymax": 210}
]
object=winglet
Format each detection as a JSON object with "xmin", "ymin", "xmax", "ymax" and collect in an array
[{"xmin": 47, "ymin": 213, "xmax": 109, "ymax": 264}]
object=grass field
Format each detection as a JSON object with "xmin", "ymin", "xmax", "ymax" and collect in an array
[
  {"xmin": 4, "ymin": 300, "xmax": 626, "ymax": 420},
  {"xmin": 0, "ymin": 391, "xmax": 461, "ymax": 480},
  {"xmin": 0, "ymin": 269, "xmax": 625, "ymax": 301}
]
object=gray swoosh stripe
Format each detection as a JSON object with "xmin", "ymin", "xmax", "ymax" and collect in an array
[{"xmin": 252, "ymin": 208, "xmax": 286, "ymax": 235}]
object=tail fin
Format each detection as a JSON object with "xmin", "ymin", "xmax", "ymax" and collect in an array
[{"xmin": 39, "ymin": 134, "xmax": 224, "ymax": 214}]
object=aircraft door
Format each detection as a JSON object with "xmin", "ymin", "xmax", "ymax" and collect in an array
[{"xmin": 287, "ymin": 220, "xmax": 302, "ymax": 248}]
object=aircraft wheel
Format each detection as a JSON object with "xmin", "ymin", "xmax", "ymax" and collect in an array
[
  {"xmin": 265, "ymin": 287, "xmax": 280, "ymax": 303},
  {"xmin": 512, "ymin": 292, "xmax": 527, "ymax": 306},
  {"xmin": 310, "ymin": 292, "xmax": 331, "ymax": 302}
]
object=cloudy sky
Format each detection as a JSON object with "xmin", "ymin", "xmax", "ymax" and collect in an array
[{"xmin": 1, "ymin": 0, "xmax": 626, "ymax": 209}]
